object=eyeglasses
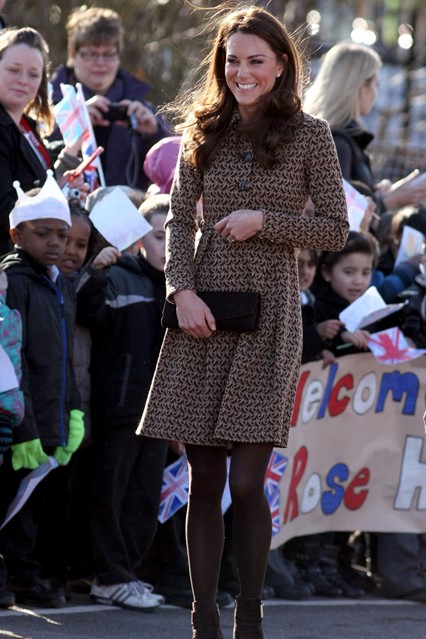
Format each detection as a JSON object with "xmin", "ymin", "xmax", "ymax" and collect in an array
[{"xmin": 77, "ymin": 50, "xmax": 119, "ymax": 62}]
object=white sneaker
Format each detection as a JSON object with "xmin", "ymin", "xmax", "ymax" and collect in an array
[
  {"xmin": 132, "ymin": 580, "xmax": 165, "ymax": 605},
  {"xmin": 90, "ymin": 580, "xmax": 160, "ymax": 612}
]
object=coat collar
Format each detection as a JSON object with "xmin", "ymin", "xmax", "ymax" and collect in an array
[{"xmin": 339, "ymin": 119, "xmax": 375, "ymax": 150}]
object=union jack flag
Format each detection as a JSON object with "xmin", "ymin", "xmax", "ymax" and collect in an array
[
  {"xmin": 269, "ymin": 492, "xmax": 281, "ymax": 536},
  {"xmin": 76, "ymin": 83, "xmax": 106, "ymax": 188},
  {"xmin": 158, "ymin": 454, "xmax": 189, "ymax": 523},
  {"xmin": 53, "ymin": 84, "xmax": 88, "ymax": 148},
  {"xmin": 53, "ymin": 84, "xmax": 105, "ymax": 190},
  {"xmin": 264, "ymin": 449, "xmax": 288, "ymax": 503},
  {"xmin": 157, "ymin": 449, "xmax": 288, "ymax": 531},
  {"xmin": 368, "ymin": 327, "xmax": 426, "ymax": 365}
]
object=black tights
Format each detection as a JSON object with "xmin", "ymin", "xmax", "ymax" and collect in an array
[{"xmin": 185, "ymin": 442, "xmax": 273, "ymax": 601}]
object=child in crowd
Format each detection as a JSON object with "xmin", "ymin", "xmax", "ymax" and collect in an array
[
  {"xmin": 143, "ymin": 136, "xmax": 182, "ymax": 196},
  {"xmin": 313, "ymin": 231, "xmax": 377, "ymax": 355},
  {"xmin": 0, "ymin": 172, "xmax": 84, "ymax": 608},
  {"xmin": 76, "ymin": 194, "xmax": 169, "ymax": 612},
  {"xmin": 273, "ymin": 245, "xmax": 364, "ymax": 599},
  {"xmin": 315, "ymin": 231, "xmax": 426, "ymax": 602},
  {"xmin": 284, "ymin": 233, "xmax": 380, "ymax": 598},
  {"xmin": 298, "ymin": 248, "xmax": 342, "ymax": 367},
  {"xmin": 377, "ymin": 206, "xmax": 426, "ymax": 275},
  {"xmin": 58, "ymin": 199, "xmax": 119, "ymax": 430},
  {"xmin": 373, "ymin": 206, "xmax": 426, "ymax": 303},
  {"xmin": 264, "ymin": 248, "xmax": 348, "ymax": 601},
  {"xmin": 0, "ymin": 268, "xmax": 24, "ymax": 609},
  {"xmin": 36, "ymin": 200, "xmax": 119, "ymax": 594}
]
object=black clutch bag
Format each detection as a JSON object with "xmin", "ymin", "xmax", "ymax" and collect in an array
[{"xmin": 161, "ymin": 291, "xmax": 261, "ymax": 332}]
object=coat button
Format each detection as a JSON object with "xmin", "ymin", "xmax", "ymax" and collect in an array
[
  {"xmin": 242, "ymin": 151, "xmax": 253, "ymax": 162},
  {"xmin": 239, "ymin": 179, "xmax": 249, "ymax": 190}
]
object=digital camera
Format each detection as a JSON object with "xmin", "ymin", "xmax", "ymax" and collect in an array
[{"xmin": 104, "ymin": 103, "xmax": 129, "ymax": 122}]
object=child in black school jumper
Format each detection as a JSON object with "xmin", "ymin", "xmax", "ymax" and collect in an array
[
  {"xmin": 77, "ymin": 194, "xmax": 169, "ymax": 612},
  {"xmin": 0, "ymin": 171, "xmax": 84, "ymax": 608},
  {"xmin": 289, "ymin": 232, "xmax": 379, "ymax": 598}
]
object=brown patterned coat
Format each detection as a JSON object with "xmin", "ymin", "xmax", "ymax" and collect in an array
[{"xmin": 138, "ymin": 111, "xmax": 349, "ymax": 447}]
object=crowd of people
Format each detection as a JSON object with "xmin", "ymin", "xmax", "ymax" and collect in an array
[{"xmin": 1, "ymin": 4, "xmax": 426, "ymax": 639}]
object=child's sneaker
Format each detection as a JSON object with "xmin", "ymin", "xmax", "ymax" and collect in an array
[
  {"xmin": 90, "ymin": 580, "xmax": 160, "ymax": 612},
  {"xmin": 132, "ymin": 580, "xmax": 165, "ymax": 605}
]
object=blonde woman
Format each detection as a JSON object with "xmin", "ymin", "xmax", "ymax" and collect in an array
[{"xmin": 304, "ymin": 41, "xmax": 426, "ymax": 213}]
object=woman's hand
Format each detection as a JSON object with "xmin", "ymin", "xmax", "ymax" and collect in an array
[
  {"xmin": 214, "ymin": 209, "xmax": 263, "ymax": 242},
  {"xmin": 173, "ymin": 289, "xmax": 216, "ymax": 339},
  {"xmin": 86, "ymin": 95, "xmax": 111, "ymax": 126},
  {"xmin": 121, "ymin": 100, "xmax": 158, "ymax": 135},
  {"xmin": 379, "ymin": 170, "xmax": 426, "ymax": 210}
]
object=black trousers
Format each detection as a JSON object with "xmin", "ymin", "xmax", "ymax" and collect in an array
[
  {"xmin": 90, "ymin": 427, "xmax": 168, "ymax": 585},
  {"xmin": 0, "ymin": 451, "xmax": 47, "ymax": 588}
]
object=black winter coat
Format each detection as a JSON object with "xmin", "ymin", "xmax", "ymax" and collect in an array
[
  {"xmin": 0, "ymin": 105, "xmax": 49, "ymax": 256},
  {"xmin": 332, "ymin": 124, "xmax": 376, "ymax": 191},
  {"xmin": 0, "ymin": 249, "xmax": 80, "ymax": 447},
  {"xmin": 76, "ymin": 253, "xmax": 165, "ymax": 430},
  {"xmin": 301, "ymin": 291, "xmax": 329, "ymax": 364}
]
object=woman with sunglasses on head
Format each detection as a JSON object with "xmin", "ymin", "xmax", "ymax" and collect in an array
[{"xmin": 49, "ymin": 6, "xmax": 169, "ymax": 190}]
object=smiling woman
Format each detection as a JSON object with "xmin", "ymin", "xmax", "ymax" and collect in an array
[
  {"xmin": 0, "ymin": 27, "xmax": 55, "ymax": 255},
  {"xmin": 224, "ymin": 32, "xmax": 285, "ymax": 121},
  {"xmin": 137, "ymin": 5, "xmax": 349, "ymax": 639},
  {"xmin": 49, "ymin": 6, "xmax": 170, "ymax": 190}
]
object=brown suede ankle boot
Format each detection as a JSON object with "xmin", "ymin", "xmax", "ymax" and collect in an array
[
  {"xmin": 233, "ymin": 595, "xmax": 264, "ymax": 639},
  {"xmin": 191, "ymin": 600, "xmax": 224, "ymax": 639}
]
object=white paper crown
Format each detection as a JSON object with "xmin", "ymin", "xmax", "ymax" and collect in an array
[{"xmin": 9, "ymin": 170, "xmax": 71, "ymax": 229}]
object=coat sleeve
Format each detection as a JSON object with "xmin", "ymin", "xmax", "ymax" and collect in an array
[
  {"xmin": 333, "ymin": 134, "xmax": 354, "ymax": 181},
  {"xmin": 0, "ymin": 133, "xmax": 18, "ymax": 242},
  {"xmin": 260, "ymin": 118, "xmax": 349, "ymax": 251},
  {"xmin": 5, "ymin": 277, "xmax": 39, "ymax": 444},
  {"xmin": 163, "ymin": 144, "xmax": 203, "ymax": 300},
  {"xmin": 374, "ymin": 261, "xmax": 418, "ymax": 303}
]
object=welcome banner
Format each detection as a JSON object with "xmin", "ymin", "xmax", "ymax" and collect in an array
[{"xmin": 272, "ymin": 352, "xmax": 426, "ymax": 548}]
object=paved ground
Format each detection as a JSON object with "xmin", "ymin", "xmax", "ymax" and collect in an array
[{"xmin": 1, "ymin": 595, "xmax": 426, "ymax": 639}]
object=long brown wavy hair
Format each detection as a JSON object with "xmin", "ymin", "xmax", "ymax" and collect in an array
[
  {"xmin": 0, "ymin": 27, "xmax": 54, "ymax": 133},
  {"xmin": 176, "ymin": 4, "xmax": 305, "ymax": 171}
]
